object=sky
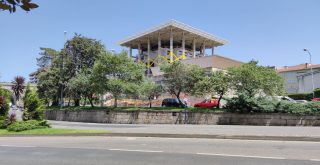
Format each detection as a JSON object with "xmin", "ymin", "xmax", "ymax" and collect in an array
[{"xmin": 0, "ymin": 0, "xmax": 319, "ymax": 82}]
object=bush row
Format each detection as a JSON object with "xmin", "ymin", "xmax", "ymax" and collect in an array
[
  {"xmin": 288, "ymin": 88, "xmax": 320, "ymax": 101},
  {"xmin": 225, "ymin": 94, "xmax": 320, "ymax": 114},
  {"xmin": 6, "ymin": 120, "xmax": 50, "ymax": 132}
]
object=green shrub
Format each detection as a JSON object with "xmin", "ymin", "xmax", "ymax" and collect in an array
[
  {"xmin": 23, "ymin": 85, "xmax": 44, "ymax": 120},
  {"xmin": 288, "ymin": 93, "xmax": 312, "ymax": 101},
  {"xmin": 275, "ymin": 101, "xmax": 311, "ymax": 114},
  {"xmin": 314, "ymin": 88, "xmax": 320, "ymax": 98},
  {"xmin": 0, "ymin": 120, "xmax": 6, "ymax": 129},
  {"xmin": 305, "ymin": 102, "xmax": 320, "ymax": 114},
  {"xmin": 225, "ymin": 94, "xmax": 315, "ymax": 114},
  {"xmin": 7, "ymin": 120, "xmax": 50, "ymax": 132},
  {"xmin": 224, "ymin": 94, "xmax": 276, "ymax": 113}
]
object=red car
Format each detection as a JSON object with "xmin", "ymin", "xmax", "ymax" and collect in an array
[
  {"xmin": 194, "ymin": 99, "xmax": 218, "ymax": 108},
  {"xmin": 312, "ymin": 98, "xmax": 320, "ymax": 101}
]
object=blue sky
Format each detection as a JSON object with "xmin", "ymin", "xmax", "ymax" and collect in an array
[{"xmin": 0, "ymin": 0, "xmax": 319, "ymax": 82}]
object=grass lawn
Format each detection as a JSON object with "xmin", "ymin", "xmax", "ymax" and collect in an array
[{"xmin": 0, "ymin": 128, "xmax": 109, "ymax": 135}]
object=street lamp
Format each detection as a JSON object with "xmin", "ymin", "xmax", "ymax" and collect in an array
[
  {"xmin": 303, "ymin": 49, "xmax": 315, "ymax": 98},
  {"xmin": 60, "ymin": 31, "xmax": 67, "ymax": 109}
]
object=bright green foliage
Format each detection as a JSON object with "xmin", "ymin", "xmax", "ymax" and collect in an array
[
  {"xmin": 139, "ymin": 79, "xmax": 162, "ymax": 108},
  {"xmin": 93, "ymin": 51, "xmax": 144, "ymax": 107},
  {"xmin": 160, "ymin": 61, "xmax": 205, "ymax": 104},
  {"xmin": 194, "ymin": 70, "xmax": 231, "ymax": 108},
  {"xmin": 0, "ymin": 87, "xmax": 11, "ymax": 116},
  {"xmin": 7, "ymin": 120, "xmax": 50, "ymax": 132},
  {"xmin": 0, "ymin": 0, "xmax": 38, "ymax": 13},
  {"xmin": 228, "ymin": 61, "xmax": 284, "ymax": 98},
  {"xmin": 225, "ymin": 94, "xmax": 320, "ymax": 114},
  {"xmin": 23, "ymin": 84, "xmax": 44, "ymax": 120}
]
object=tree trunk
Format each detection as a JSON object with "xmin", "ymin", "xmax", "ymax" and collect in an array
[
  {"xmin": 83, "ymin": 97, "xmax": 87, "ymax": 107},
  {"xmin": 148, "ymin": 97, "xmax": 152, "ymax": 108},
  {"xmin": 114, "ymin": 98, "xmax": 118, "ymax": 108},
  {"xmin": 88, "ymin": 95, "xmax": 94, "ymax": 108},
  {"xmin": 74, "ymin": 99, "xmax": 80, "ymax": 107},
  {"xmin": 217, "ymin": 95, "xmax": 223, "ymax": 109}
]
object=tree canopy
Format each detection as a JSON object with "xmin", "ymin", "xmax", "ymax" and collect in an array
[
  {"xmin": 228, "ymin": 60, "xmax": 284, "ymax": 98},
  {"xmin": 160, "ymin": 61, "xmax": 205, "ymax": 104},
  {"xmin": 0, "ymin": 0, "xmax": 38, "ymax": 13},
  {"xmin": 92, "ymin": 51, "xmax": 144, "ymax": 107}
]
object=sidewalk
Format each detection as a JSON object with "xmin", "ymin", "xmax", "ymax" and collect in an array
[{"xmin": 48, "ymin": 120, "xmax": 320, "ymax": 142}]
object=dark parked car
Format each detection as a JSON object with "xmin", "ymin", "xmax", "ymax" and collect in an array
[{"xmin": 161, "ymin": 98, "xmax": 187, "ymax": 108}]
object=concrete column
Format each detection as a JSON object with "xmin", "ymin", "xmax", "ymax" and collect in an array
[
  {"xmin": 147, "ymin": 38, "xmax": 151, "ymax": 75},
  {"xmin": 170, "ymin": 28, "xmax": 173, "ymax": 62},
  {"xmin": 202, "ymin": 42, "xmax": 205, "ymax": 57},
  {"xmin": 127, "ymin": 46, "xmax": 131, "ymax": 57},
  {"xmin": 182, "ymin": 32, "xmax": 185, "ymax": 59},
  {"xmin": 193, "ymin": 38, "xmax": 196, "ymax": 58},
  {"xmin": 211, "ymin": 45, "xmax": 215, "ymax": 56},
  {"xmin": 158, "ymin": 33, "xmax": 161, "ymax": 64},
  {"xmin": 137, "ymin": 43, "xmax": 141, "ymax": 62}
]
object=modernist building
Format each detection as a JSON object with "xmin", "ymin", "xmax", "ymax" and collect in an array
[
  {"xmin": 277, "ymin": 63, "xmax": 320, "ymax": 93},
  {"xmin": 119, "ymin": 20, "xmax": 242, "ymax": 82}
]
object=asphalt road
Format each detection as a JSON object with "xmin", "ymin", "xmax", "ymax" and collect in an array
[{"xmin": 0, "ymin": 136, "xmax": 319, "ymax": 165}]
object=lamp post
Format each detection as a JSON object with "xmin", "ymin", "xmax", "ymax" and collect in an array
[
  {"xmin": 60, "ymin": 31, "xmax": 67, "ymax": 109},
  {"xmin": 303, "ymin": 49, "xmax": 315, "ymax": 98}
]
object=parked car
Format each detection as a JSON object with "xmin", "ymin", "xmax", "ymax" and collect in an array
[
  {"xmin": 161, "ymin": 98, "xmax": 187, "ymax": 108},
  {"xmin": 272, "ymin": 96, "xmax": 297, "ymax": 102},
  {"xmin": 312, "ymin": 98, "xmax": 320, "ymax": 102},
  {"xmin": 194, "ymin": 99, "xmax": 218, "ymax": 108}
]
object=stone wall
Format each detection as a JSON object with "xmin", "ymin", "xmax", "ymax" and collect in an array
[{"xmin": 45, "ymin": 110, "xmax": 320, "ymax": 126}]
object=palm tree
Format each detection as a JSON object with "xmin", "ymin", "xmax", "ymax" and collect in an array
[{"xmin": 11, "ymin": 76, "xmax": 25, "ymax": 101}]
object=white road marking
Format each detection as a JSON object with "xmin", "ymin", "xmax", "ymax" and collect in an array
[
  {"xmin": 0, "ymin": 145, "xmax": 37, "ymax": 148},
  {"xmin": 126, "ymin": 137, "xmax": 136, "ymax": 140},
  {"xmin": 197, "ymin": 153, "xmax": 286, "ymax": 160},
  {"xmin": 310, "ymin": 159, "xmax": 320, "ymax": 162},
  {"xmin": 109, "ymin": 149, "xmax": 163, "ymax": 153}
]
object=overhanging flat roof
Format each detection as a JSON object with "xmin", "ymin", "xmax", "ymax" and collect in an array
[{"xmin": 119, "ymin": 20, "xmax": 228, "ymax": 49}]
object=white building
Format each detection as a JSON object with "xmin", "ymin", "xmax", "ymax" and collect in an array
[{"xmin": 277, "ymin": 63, "xmax": 320, "ymax": 93}]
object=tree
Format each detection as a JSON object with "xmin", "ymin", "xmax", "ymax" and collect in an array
[
  {"xmin": 228, "ymin": 61, "xmax": 284, "ymax": 98},
  {"xmin": 32, "ymin": 34, "xmax": 105, "ymax": 107},
  {"xmin": 194, "ymin": 70, "xmax": 231, "ymax": 108},
  {"xmin": 23, "ymin": 84, "xmax": 44, "ymax": 120},
  {"xmin": 139, "ymin": 79, "xmax": 162, "ymax": 108},
  {"xmin": 11, "ymin": 76, "xmax": 25, "ymax": 101},
  {"xmin": 93, "ymin": 51, "xmax": 144, "ymax": 107},
  {"xmin": 67, "ymin": 72, "xmax": 97, "ymax": 107},
  {"xmin": 160, "ymin": 62, "xmax": 205, "ymax": 105},
  {"xmin": 32, "ymin": 48, "xmax": 60, "ymax": 106},
  {"xmin": 0, "ymin": 0, "xmax": 38, "ymax": 13},
  {"xmin": 62, "ymin": 34, "xmax": 105, "ymax": 106}
]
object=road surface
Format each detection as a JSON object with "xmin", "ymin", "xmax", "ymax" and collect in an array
[{"xmin": 0, "ymin": 136, "xmax": 319, "ymax": 165}]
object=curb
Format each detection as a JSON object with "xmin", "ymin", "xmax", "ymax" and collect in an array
[{"xmin": 1, "ymin": 133, "xmax": 320, "ymax": 142}]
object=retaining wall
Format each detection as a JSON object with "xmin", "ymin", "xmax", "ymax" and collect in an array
[{"xmin": 45, "ymin": 110, "xmax": 320, "ymax": 126}]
